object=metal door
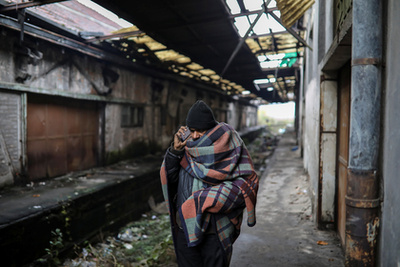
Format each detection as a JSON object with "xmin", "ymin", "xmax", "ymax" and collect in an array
[
  {"xmin": 337, "ymin": 64, "xmax": 351, "ymax": 245},
  {"xmin": 27, "ymin": 95, "xmax": 99, "ymax": 180}
]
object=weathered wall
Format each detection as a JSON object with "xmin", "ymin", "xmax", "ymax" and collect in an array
[
  {"xmin": 0, "ymin": 33, "xmax": 24, "ymax": 186},
  {"xmin": 0, "ymin": 23, "xmax": 258, "ymax": 185},
  {"xmin": 302, "ymin": 1, "xmax": 321, "ymax": 215},
  {"xmin": 243, "ymin": 104, "xmax": 258, "ymax": 128},
  {"xmin": 0, "ymin": 32, "xmax": 16, "ymax": 83},
  {"xmin": 5, "ymin": 28, "xmax": 109, "ymax": 96},
  {"xmin": 302, "ymin": 0, "xmax": 340, "ymax": 225},
  {"xmin": 226, "ymin": 101, "xmax": 257, "ymax": 131},
  {"xmin": 303, "ymin": 77, "xmax": 320, "ymax": 209},
  {"xmin": 317, "ymin": 0, "xmax": 339, "ymax": 226},
  {"xmin": 227, "ymin": 102, "xmax": 240, "ymax": 130},
  {"xmin": 379, "ymin": 0, "xmax": 400, "ymax": 265},
  {"xmin": 319, "ymin": 80, "xmax": 337, "ymax": 223},
  {"xmin": 0, "ymin": 91, "xmax": 22, "ymax": 186},
  {"xmin": 104, "ymin": 70, "xmax": 152, "ymax": 156}
]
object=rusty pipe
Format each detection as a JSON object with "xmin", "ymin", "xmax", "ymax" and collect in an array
[
  {"xmin": 345, "ymin": 169, "xmax": 380, "ymax": 266},
  {"xmin": 346, "ymin": 0, "xmax": 382, "ymax": 266}
]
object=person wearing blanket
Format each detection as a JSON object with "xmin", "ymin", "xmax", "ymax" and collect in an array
[{"xmin": 160, "ymin": 100, "xmax": 259, "ymax": 267}]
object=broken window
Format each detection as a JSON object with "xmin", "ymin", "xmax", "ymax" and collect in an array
[{"xmin": 121, "ymin": 105, "xmax": 144, "ymax": 127}]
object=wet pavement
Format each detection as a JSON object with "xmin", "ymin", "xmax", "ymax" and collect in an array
[{"xmin": 231, "ymin": 130, "xmax": 345, "ymax": 267}]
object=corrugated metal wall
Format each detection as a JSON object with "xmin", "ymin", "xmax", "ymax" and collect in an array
[{"xmin": 27, "ymin": 95, "xmax": 99, "ymax": 180}]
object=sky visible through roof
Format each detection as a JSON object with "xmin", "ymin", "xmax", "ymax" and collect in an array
[
  {"xmin": 226, "ymin": 0, "xmax": 294, "ymax": 69},
  {"xmin": 76, "ymin": 0, "xmax": 296, "ymax": 110},
  {"xmin": 77, "ymin": 0, "xmax": 292, "ymax": 71},
  {"xmin": 76, "ymin": 0, "xmax": 132, "ymax": 29},
  {"xmin": 226, "ymin": 0, "xmax": 285, "ymax": 36},
  {"xmin": 225, "ymin": 0, "xmax": 299, "ymax": 101}
]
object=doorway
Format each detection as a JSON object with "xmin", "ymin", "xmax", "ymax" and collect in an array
[{"xmin": 336, "ymin": 63, "xmax": 351, "ymax": 245}]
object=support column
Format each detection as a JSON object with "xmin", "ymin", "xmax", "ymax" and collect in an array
[{"xmin": 346, "ymin": 0, "xmax": 382, "ymax": 265}]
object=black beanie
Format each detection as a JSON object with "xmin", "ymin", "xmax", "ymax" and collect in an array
[{"xmin": 186, "ymin": 100, "xmax": 217, "ymax": 130}]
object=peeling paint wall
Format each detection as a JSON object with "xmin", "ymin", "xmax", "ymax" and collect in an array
[
  {"xmin": 303, "ymin": 0, "xmax": 321, "ymax": 214},
  {"xmin": 380, "ymin": 0, "xmax": 400, "ymax": 265},
  {"xmin": 303, "ymin": 76, "xmax": 320, "ymax": 213},
  {"xmin": 320, "ymin": 80, "xmax": 337, "ymax": 223},
  {"xmin": 302, "ymin": 0, "xmax": 337, "ymax": 225},
  {"xmin": 302, "ymin": 0, "xmax": 342, "ymax": 226},
  {"xmin": 0, "ymin": 34, "xmax": 15, "ymax": 83}
]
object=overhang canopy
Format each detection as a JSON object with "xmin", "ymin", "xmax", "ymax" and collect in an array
[
  {"xmin": 0, "ymin": 0, "xmax": 313, "ymax": 103},
  {"xmin": 92, "ymin": 0, "xmax": 309, "ymax": 103}
]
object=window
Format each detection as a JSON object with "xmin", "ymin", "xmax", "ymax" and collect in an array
[
  {"xmin": 160, "ymin": 106, "xmax": 167, "ymax": 126},
  {"xmin": 121, "ymin": 105, "xmax": 144, "ymax": 127}
]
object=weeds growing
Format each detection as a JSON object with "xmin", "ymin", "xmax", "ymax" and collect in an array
[{"xmin": 63, "ymin": 211, "xmax": 175, "ymax": 267}]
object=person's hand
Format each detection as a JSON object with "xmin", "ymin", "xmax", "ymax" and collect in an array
[{"xmin": 173, "ymin": 126, "xmax": 190, "ymax": 150}]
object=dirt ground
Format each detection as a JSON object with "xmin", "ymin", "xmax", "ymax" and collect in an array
[{"xmin": 230, "ymin": 131, "xmax": 344, "ymax": 267}]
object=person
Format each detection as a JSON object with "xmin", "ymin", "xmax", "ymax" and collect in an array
[{"xmin": 160, "ymin": 100, "xmax": 259, "ymax": 266}]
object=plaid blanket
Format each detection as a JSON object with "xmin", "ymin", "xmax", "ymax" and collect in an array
[{"xmin": 160, "ymin": 122, "xmax": 259, "ymax": 259}]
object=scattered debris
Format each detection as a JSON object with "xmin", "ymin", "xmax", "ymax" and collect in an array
[
  {"xmin": 62, "ymin": 211, "xmax": 176, "ymax": 267},
  {"xmin": 317, "ymin": 241, "xmax": 329, "ymax": 246}
]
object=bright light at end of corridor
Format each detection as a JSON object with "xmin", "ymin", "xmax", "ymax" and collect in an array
[{"xmin": 259, "ymin": 102, "xmax": 295, "ymax": 120}]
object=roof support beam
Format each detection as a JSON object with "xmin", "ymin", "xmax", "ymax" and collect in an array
[
  {"xmin": 221, "ymin": 0, "xmax": 271, "ymax": 76},
  {"xmin": 274, "ymin": 67, "xmax": 287, "ymax": 101},
  {"xmin": 257, "ymin": 46, "xmax": 304, "ymax": 54},
  {"xmin": 247, "ymin": 30, "xmax": 288, "ymax": 39},
  {"xmin": 229, "ymin": 7, "xmax": 278, "ymax": 18},
  {"xmin": 85, "ymin": 30, "xmax": 144, "ymax": 43},
  {"xmin": 267, "ymin": 11, "xmax": 312, "ymax": 50}
]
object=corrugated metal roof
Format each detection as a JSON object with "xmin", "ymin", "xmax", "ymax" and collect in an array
[
  {"xmin": 0, "ymin": 0, "xmax": 315, "ymax": 103},
  {"xmin": 275, "ymin": 0, "xmax": 315, "ymax": 27},
  {"xmin": 92, "ymin": 0, "xmax": 310, "ymax": 102}
]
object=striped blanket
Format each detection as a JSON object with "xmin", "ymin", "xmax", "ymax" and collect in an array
[{"xmin": 160, "ymin": 122, "xmax": 259, "ymax": 259}]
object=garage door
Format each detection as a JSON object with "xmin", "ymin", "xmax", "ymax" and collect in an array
[{"xmin": 27, "ymin": 95, "xmax": 99, "ymax": 180}]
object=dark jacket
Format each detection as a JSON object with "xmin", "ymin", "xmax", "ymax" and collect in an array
[
  {"xmin": 164, "ymin": 146, "xmax": 194, "ymax": 210},
  {"xmin": 164, "ymin": 145, "xmax": 216, "ymax": 233}
]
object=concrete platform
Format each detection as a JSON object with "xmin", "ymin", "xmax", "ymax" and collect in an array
[{"xmin": 0, "ymin": 154, "xmax": 164, "ymax": 266}]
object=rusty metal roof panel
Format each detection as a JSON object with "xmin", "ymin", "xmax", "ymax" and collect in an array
[
  {"xmin": 276, "ymin": 0, "xmax": 315, "ymax": 27},
  {"xmin": 0, "ymin": 0, "xmax": 312, "ymax": 103}
]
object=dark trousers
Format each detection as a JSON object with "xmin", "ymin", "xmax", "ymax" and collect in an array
[{"xmin": 176, "ymin": 228, "xmax": 228, "ymax": 267}]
